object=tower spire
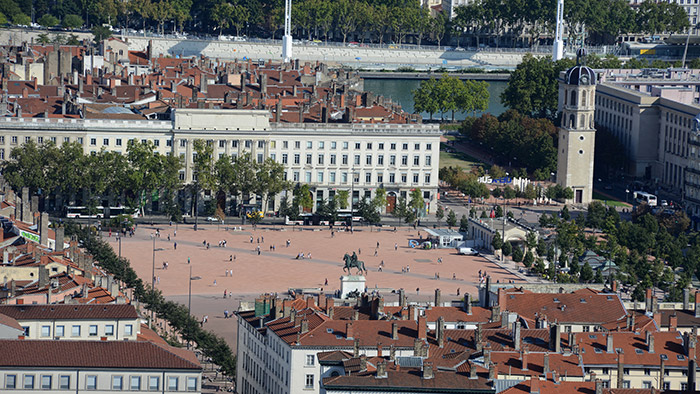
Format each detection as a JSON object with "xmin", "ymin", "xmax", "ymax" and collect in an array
[
  {"xmin": 553, "ymin": 0, "xmax": 564, "ymax": 61},
  {"xmin": 282, "ymin": 0, "xmax": 293, "ymax": 63}
]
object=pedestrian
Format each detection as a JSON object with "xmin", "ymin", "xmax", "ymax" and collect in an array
[
  {"xmin": 358, "ymin": 248, "xmax": 361, "ymax": 255},
  {"xmin": 203, "ymin": 315, "xmax": 208, "ymax": 324},
  {"xmin": 257, "ymin": 249, "xmax": 261, "ymax": 255},
  {"xmin": 174, "ymin": 230, "xmax": 177, "ymax": 237},
  {"xmin": 223, "ymin": 289, "xmax": 227, "ymax": 298},
  {"xmin": 261, "ymin": 236, "xmax": 264, "ymax": 243},
  {"xmin": 213, "ymin": 280, "xmax": 217, "ymax": 286},
  {"xmin": 286, "ymin": 239, "xmax": 291, "ymax": 247},
  {"xmin": 257, "ymin": 237, "xmax": 260, "ymax": 243},
  {"xmin": 331, "ymin": 231, "xmax": 335, "ymax": 238},
  {"xmin": 374, "ymin": 250, "xmax": 378, "ymax": 257},
  {"xmin": 229, "ymin": 255, "xmax": 233, "ymax": 262},
  {"xmin": 416, "ymin": 287, "xmax": 420, "ymax": 295},
  {"xmin": 157, "ymin": 276, "xmax": 160, "ymax": 284},
  {"xmin": 308, "ymin": 253, "xmax": 312, "ymax": 259},
  {"xmin": 452, "ymin": 273, "xmax": 456, "ymax": 280},
  {"xmin": 206, "ymin": 243, "xmax": 210, "ymax": 249},
  {"xmin": 457, "ymin": 288, "xmax": 460, "ymax": 296},
  {"xmin": 224, "ymin": 310, "xmax": 229, "ymax": 318},
  {"xmin": 324, "ymin": 278, "xmax": 328, "ymax": 286},
  {"xmin": 377, "ymin": 241, "xmax": 380, "ymax": 248},
  {"xmin": 203, "ymin": 240, "xmax": 206, "ymax": 246},
  {"xmin": 174, "ymin": 242, "xmax": 177, "ymax": 250},
  {"xmin": 395, "ymin": 243, "xmax": 398, "ymax": 251},
  {"xmin": 378, "ymin": 266, "xmax": 382, "ymax": 272},
  {"xmin": 188, "ymin": 257, "xmax": 190, "ymax": 264},
  {"xmin": 407, "ymin": 265, "xmax": 410, "ymax": 272},
  {"xmin": 250, "ymin": 236, "xmax": 254, "ymax": 243}
]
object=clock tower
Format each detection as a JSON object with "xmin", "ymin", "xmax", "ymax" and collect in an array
[{"xmin": 556, "ymin": 49, "xmax": 597, "ymax": 205}]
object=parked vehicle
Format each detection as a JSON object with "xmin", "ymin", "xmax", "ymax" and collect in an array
[{"xmin": 457, "ymin": 247, "xmax": 479, "ymax": 256}]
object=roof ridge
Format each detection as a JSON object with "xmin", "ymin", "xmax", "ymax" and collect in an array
[{"xmin": 144, "ymin": 340, "xmax": 201, "ymax": 369}]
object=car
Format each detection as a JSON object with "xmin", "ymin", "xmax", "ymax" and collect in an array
[
  {"xmin": 457, "ymin": 247, "xmax": 479, "ymax": 256},
  {"xmin": 455, "ymin": 47, "xmax": 466, "ymax": 51},
  {"xmin": 206, "ymin": 217, "xmax": 222, "ymax": 223},
  {"xmin": 661, "ymin": 200, "xmax": 668, "ymax": 206},
  {"xmin": 604, "ymin": 185, "xmax": 613, "ymax": 190}
]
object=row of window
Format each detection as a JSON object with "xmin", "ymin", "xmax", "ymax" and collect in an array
[
  {"xmin": 278, "ymin": 141, "xmax": 431, "ymax": 151},
  {"xmin": 24, "ymin": 323, "xmax": 133, "ymax": 338},
  {"xmin": 286, "ymin": 171, "xmax": 432, "ymax": 185},
  {"xmin": 5, "ymin": 374, "xmax": 196, "ymax": 391},
  {"xmin": 280, "ymin": 153, "xmax": 433, "ymax": 167}
]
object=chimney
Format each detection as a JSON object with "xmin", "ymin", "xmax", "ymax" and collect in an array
[
  {"xmin": 469, "ymin": 361, "xmax": 478, "ymax": 379},
  {"xmin": 38, "ymin": 267, "xmax": 49, "ymax": 288},
  {"xmin": 488, "ymin": 362, "xmax": 496, "ymax": 380},
  {"xmin": 543, "ymin": 353, "xmax": 550, "ymax": 375},
  {"xmin": 275, "ymin": 98, "xmax": 282, "ymax": 122},
  {"xmin": 359, "ymin": 354, "xmax": 366, "ymax": 371},
  {"xmin": 606, "ymin": 334, "xmax": 614, "ymax": 353},
  {"xmin": 617, "ymin": 351, "xmax": 624, "ymax": 389},
  {"xmin": 691, "ymin": 359, "xmax": 698, "ymax": 392},
  {"xmin": 301, "ymin": 319, "xmax": 309, "ymax": 334},
  {"xmin": 377, "ymin": 343, "xmax": 382, "ymax": 357},
  {"xmin": 595, "ymin": 379, "xmax": 603, "ymax": 394},
  {"xmin": 353, "ymin": 337, "xmax": 360, "ymax": 357},
  {"xmin": 647, "ymin": 331, "xmax": 655, "ymax": 353},
  {"xmin": 660, "ymin": 355, "xmax": 666, "ymax": 389},
  {"xmin": 522, "ymin": 350, "xmax": 529, "ymax": 371},
  {"xmin": 491, "ymin": 305, "xmax": 501, "ymax": 322},
  {"xmin": 671, "ymin": 314, "xmax": 678, "ymax": 331},
  {"xmin": 513, "ymin": 321, "xmax": 521, "ymax": 350},
  {"xmin": 376, "ymin": 360, "xmax": 387, "ymax": 378},
  {"xmin": 392, "ymin": 322, "xmax": 398, "ymax": 340},
  {"xmin": 399, "ymin": 289, "xmax": 406, "ymax": 307},
  {"xmin": 685, "ymin": 288, "xmax": 691, "ymax": 310},
  {"xmin": 353, "ymin": 310, "xmax": 359, "ymax": 320},
  {"xmin": 283, "ymin": 305, "xmax": 291, "ymax": 318},
  {"xmin": 550, "ymin": 323, "xmax": 561, "ymax": 353},
  {"xmin": 306, "ymin": 296, "xmax": 315, "ymax": 309},
  {"xmin": 695, "ymin": 290, "xmax": 700, "ymax": 318},
  {"xmin": 422, "ymin": 361, "xmax": 434, "ymax": 380},
  {"xmin": 200, "ymin": 74, "xmax": 208, "ymax": 94},
  {"xmin": 260, "ymin": 73, "xmax": 268, "ymax": 95},
  {"xmin": 390, "ymin": 344, "xmax": 396, "ymax": 361},
  {"xmin": 465, "ymin": 293, "xmax": 472, "ymax": 314},
  {"xmin": 418, "ymin": 315, "xmax": 426, "ymax": 340},
  {"xmin": 40, "ymin": 212, "xmax": 49, "ymax": 246},
  {"xmin": 328, "ymin": 307, "xmax": 334, "ymax": 319},
  {"xmin": 483, "ymin": 344, "xmax": 491, "ymax": 366},
  {"xmin": 290, "ymin": 308, "xmax": 296, "ymax": 323},
  {"xmin": 346, "ymin": 322, "xmax": 354, "ymax": 339},
  {"xmin": 475, "ymin": 324, "xmax": 483, "ymax": 352},
  {"xmin": 434, "ymin": 288, "xmax": 441, "ymax": 307},
  {"xmin": 414, "ymin": 338, "xmax": 422, "ymax": 356},
  {"xmin": 21, "ymin": 187, "xmax": 29, "ymax": 222},
  {"xmin": 569, "ymin": 332, "xmax": 575, "ymax": 350},
  {"xmin": 645, "ymin": 288, "xmax": 653, "ymax": 312},
  {"xmin": 530, "ymin": 377, "xmax": 540, "ymax": 394},
  {"xmin": 437, "ymin": 316, "xmax": 445, "ymax": 348}
]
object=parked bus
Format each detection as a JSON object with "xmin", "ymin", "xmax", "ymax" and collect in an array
[
  {"xmin": 633, "ymin": 191, "xmax": 658, "ymax": 207},
  {"xmin": 66, "ymin": 206, "xmax": 139, "ymax": 219}
]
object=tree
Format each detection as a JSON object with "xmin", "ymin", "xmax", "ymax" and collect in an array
[
  {"xmin": 501, "ymin": 54, "xmax": 574, "ymax": 119},
  {"xmin": 92, "ymin": 25, "xmax": 112, "ymax": 43},
  {"xmin": 446, "ymin": 209, "xmax": 457, "ymax": 228},
  {"xmin": 502, "ymin": 240, "xmax": 512, "ymax": 256},
  {"xmin": 459, "ymin": 214, "xmax": 469, "ymax": 232},
  {"xmin": 12, "ymin": 13, "xmax": 31, "ymax": 26},
  {"xmin": 0, "ymin": 12, "xmax": 6, "ymax": 25},
  {"xmin": 357, "ymin": 198, "xmax": 380, "ymax": 224},
  {"xmin": 334, "ymin": 0, "xmax": 357, "ymax": 44},
  {"xmin": 211, "ymin": 1, "xmax": 233, "ymax": 35},
  {"xmin": 293, "ymin": 184, "xmax": 313, "ymax": 214},
  {"xmin": 435, "ymin": 205, "xmax": 445, "ymax": 225},
  {"xmin": 37, "ymin": 33, "xmax": 51, "ymax": 44},
  {"xmin": 412, "ymin": 78, "xmax": 440, "ymax": 120},
  {"xmin": 491, "ymin": 232, "xmax": 503, "ymax": 251},
  {"xmin": 373, "ymin": 188, "xmax": 388, "ymax": 213},
  {"xmin": 523, "ymin": 250, "xmax": 534, "ymax": 268},
  {"xmin": 408, "ymin": 189, "xmax": 424, "ymax": 222},
  {"xmin": 560, "ymin": 205, "xmax": 571, "ymax": 221},
  {"xmin": 512, "ymin": 244, "xmax": 524, "ymax": 262},
  {"xmin": 38, "ymin": 14, "xmax": 59, "ymax": 28},
  {"xmin": 335, "ymin": 190, "xmax": 350, "ymax": 209},
  {"xmin": 580, "ymin": 261, "xmax": 594, "ymax": 283}
]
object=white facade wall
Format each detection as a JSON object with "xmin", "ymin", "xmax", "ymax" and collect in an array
[
  {"xmin": 0, "ymin": 111, "xmax": 441, "ymax": 214},
  {"xmin": 16, "ymin": 317, "xmax": 140, "ymax": 341},
  {"xmin": 0, "ymin": 368, "xmax": 200, "ymax": 393}
]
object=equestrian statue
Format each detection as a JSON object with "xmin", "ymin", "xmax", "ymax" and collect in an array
[{"xmin": 342, "ymin": 252, "xmax": 367, "ymax": 276}]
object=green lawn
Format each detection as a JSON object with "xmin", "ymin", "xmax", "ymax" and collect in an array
[
  {"xmin": 593, "ymin": 191, "xmax": 631, "ymax": 208},
  {"xmin": 439, "ymin": 147, "xmax": 482, "ymax": 170}
]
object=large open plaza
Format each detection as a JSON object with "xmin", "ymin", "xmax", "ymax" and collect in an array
[{"xmin": 107, "ymin": 222, "xmax": 524, "ymax": 347}]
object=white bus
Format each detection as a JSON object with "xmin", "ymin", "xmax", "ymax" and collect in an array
[
  {"xmin": 66, "ymin": 206, "xmax": 139, "ymax": 219},
  {"xmin": 633, "ymin": 191, "xmax": 658, "ymax": 207}
]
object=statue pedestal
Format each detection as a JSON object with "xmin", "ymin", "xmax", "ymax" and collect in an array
[{"xmin": 340, "ymin": 275, "xmax": 366, "ymax": 299}]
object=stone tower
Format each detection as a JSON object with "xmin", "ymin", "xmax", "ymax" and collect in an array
[{"xmin": 556, "ymin": 48, "xmax": 597, "ymax": 205}]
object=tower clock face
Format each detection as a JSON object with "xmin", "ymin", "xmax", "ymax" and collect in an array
[{"xmin": 580, "ymin": 75, "xmax": 589, "ymax": 84}]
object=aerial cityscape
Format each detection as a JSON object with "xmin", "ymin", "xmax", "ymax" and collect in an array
[{"xmin": 2, "ymin": 0, "xmax": 700, "ymax": 393}]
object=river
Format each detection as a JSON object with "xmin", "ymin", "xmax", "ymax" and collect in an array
[{"xmin": 362, "ymin": 79, "xmax": 508, "ymax": 121}]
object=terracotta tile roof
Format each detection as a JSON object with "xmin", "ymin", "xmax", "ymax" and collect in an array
[
  {"xmin": 0, "ymin": 339, "xmax": 200, "ymax": 369},
  {"xmin": 489, "ymin": 351, "xmax": 584, "ymax": 377},
  {"xmin": 659, "ymin": 310, "xmax": 700, "ymax": 328},
  {"xmin": 322, "ymin": 369, "xmax": 492, "ymax": 392},
  {"xmin": 0, "ymin": 304, "xmax": 138, "ymax": 320},
  {"xmin": 317, "ymin": 350, "xmax": 353, "ymax": 363},
  {"xmin": 501, "ymin": 378, "xmax": 595, "ymax": 394},
  {"xmin": 423, "ymin": 306, "xmax": 491, "ymax": 324},
  {"xmin": 0, "ymin": 312, "xmax": 22, "ymax": 331},
  {"xmin": 499, "ymin": 289, "xmax": 627, "ymax": 325},
  {"xmin": 575, "ymin": 331, "xmax": 697, "ymax": 368}
]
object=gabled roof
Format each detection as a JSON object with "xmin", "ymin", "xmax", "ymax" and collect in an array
[
  {"xmin": 0, "ymin": 339, "xmax": 200, "ymax": 369},
  {"xmin": 0, "ymin": 304, "xmax": 138, "ymax": 320},
  {"xmin": 322, "ymin": 369, "xmax": 492, "ymax": 392},
  {"xmin": 0, "ymin": 312, "xmax": 22, "ymax": 331},
  {"xmin": 499, "ymin": 288, "xmax": 626, "ymax": 325}
]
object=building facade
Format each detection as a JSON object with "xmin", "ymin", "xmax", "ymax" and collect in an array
[
  {"xmin": 0, "ymin": 109, "xmax": 441, "ymax": 215},
  {"xmin": 557, "ymin": 51, "xmax": 598, "ymax": 205}
]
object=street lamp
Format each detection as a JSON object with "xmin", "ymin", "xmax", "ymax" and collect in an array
[
  {"xmin": 350, "ymin": 167, "xmax": 357, "ymax": 232},
  {"xmin": 187, "ymin": 265, "xmax": 202, "ymax": 349},
  {"xmin": 150, "ymin": 235, "xmax": 165, "ymax": 329},
  {"xmin": 501, "ymin": 173, "xmax": 509, "ymax": 262}
]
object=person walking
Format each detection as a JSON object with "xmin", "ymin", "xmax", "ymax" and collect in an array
[
  {"xmin": 174, "ymin": 242, "xmax": 177, "ymax": 250},
  {"xmin": 188, "ymin": 257, "xmax": 190, "ymax": 264}
]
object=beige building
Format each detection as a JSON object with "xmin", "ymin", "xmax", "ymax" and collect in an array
[
  {"xmin": 557, "ymin": 51, "xmax": 597, "ymax": 205},
  {"xmin": 0, "ymin": 339, "xmax": 202, "ymax": 393},
  {"xmin": 0, "ymin": 109, "xmax": 441, "ymax": 215}
]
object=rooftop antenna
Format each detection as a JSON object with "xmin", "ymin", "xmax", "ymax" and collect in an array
[
  {"xmin": 552, "ymin": 0, "xmax": 564, "ymax": 61},
  {"xmin": 282, "ymin": 0, "xmax": 293, "ymax": 63}
]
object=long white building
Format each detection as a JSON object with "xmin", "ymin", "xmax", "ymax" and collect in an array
[{"xmin": 0, "ymin": 109, "xmax": 442, "ymax": 216}]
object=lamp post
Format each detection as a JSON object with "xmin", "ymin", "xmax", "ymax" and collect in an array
[
  {"xmin": 350, "ymin": 167, "xmax": 356, "ymax": 231},
  {"xmin": 501, "ymin": 173, "xmax": 509, "ymax": 262},
  {"xmin": 187, "ymin": 266, "xmax": 201, "ymax": 349},
  {"xmin": 149, "ymin": 236, "xmax": 164, "ymax": 329}
]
